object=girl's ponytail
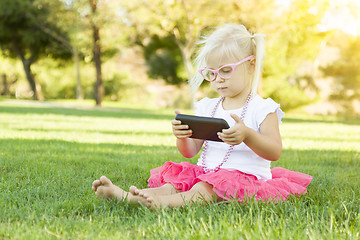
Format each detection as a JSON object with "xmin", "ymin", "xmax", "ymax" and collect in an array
[{"xmin": 251, "ymin": 34, "xmax": 266, "ymax": 95}]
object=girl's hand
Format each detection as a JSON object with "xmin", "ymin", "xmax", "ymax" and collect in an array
[
  {"xmin": 171, "ymin": 109, "xmax": 192, "ymax": 139},
  {"xmin": 217, "ymin": 113, "xmax": 249, "ymax": 145}
]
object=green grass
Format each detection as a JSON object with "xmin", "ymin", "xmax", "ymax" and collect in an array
[{"xmin": 0, "ymin": 100, "xmax": 359, "ymax": 239}]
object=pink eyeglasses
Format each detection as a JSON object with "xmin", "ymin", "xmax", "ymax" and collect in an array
[{"xmin": 198, "ymin": 55, "xmax": 255, "ymax": 81}]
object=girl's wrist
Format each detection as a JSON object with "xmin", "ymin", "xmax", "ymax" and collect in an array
[{"xmin": 243, "ymin": 126, "xmax": 252, "ymax": 142}]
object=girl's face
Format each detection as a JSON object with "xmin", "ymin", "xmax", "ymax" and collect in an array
[{"xmin": 205, "ymin": 53, "xmax": 254, "ymax": 99}]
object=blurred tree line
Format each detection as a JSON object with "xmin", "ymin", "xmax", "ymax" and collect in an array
[
  {"xmin": 321, "ymin": 33, "xmax": 360, "ymax": 118},
  {"xmin": 0, "ymin": 0, "xmax": 359, "ymax": 115}
]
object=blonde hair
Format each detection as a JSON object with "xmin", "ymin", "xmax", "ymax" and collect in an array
[{"xmin": 190, "ymin": 24, "xmax": 265, "ymax": 96}]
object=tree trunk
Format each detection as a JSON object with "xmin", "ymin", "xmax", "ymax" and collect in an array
[
  {"xmin": 22, "ymin": 59, "xmax": 39, "ymax": 100},
  {"xmin": 73, "ymin": 47, "xmax": 83, "ymax": 100},
  {"xmin": 12, "ymin": 41, "xmax": 43, "ymax": 100},
  {"xmin": 92, "ymin": 25, "xmax": 103, "ymax": 106},
  {"xmin": 90, "ymin": 0, "xmax": 103, "ymax": 106},
  {"xmin": 1, "ymin": 74, "xmax": 8, "ymax": 95}
]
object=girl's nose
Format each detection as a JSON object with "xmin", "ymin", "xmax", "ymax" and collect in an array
[{"xmin": 214, "ymin": 74, "xmax": 225, "ymax": 83}]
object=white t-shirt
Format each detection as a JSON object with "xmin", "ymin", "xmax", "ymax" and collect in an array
[{"xmin": 194, "ymin": 94, "xmax": 285, "ymax": 180}]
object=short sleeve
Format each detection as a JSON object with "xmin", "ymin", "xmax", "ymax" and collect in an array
[
  {"xmin": 255, "ymin": 98, "xmax": 285, "ymax": 128},
  {"xmin": 194, "ymin": 97, "xmax": 215, "ymax": 117}
]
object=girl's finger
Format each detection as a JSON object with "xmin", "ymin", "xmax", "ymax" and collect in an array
[
  {"xmin": 219, "ymin": 134, "xmax": 236, "ymax": 142},
  {"xmin": 174, "ymin": 130, "xmax": 192, "ymax": 136},
  {"xmin": 174, "ymin": 125, "xmax": 189, "ymax": 130},
  {"xmin": 223, "ymin": 133, "xmax": 238, "ymax": 139},
  {"xmin": 171, "ymin": 120, "xmax": 182, "ymax": 125},
  {"xmin": 222, "ymin": 128, "xmax": 236, "ymax": 134},
  {"xmin": 221, "ymin": 137, "xmax": 235, "ymax": 143},
  {"xmin": 218, "ymin": 132, "xmax": 232, "ymax": 138}
]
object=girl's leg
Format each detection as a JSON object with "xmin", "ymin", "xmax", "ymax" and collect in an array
[
  {"xmin": 140, "ymin": 181, "xmax": 223, "ymax": 209},
  {"xmin": 129, "ymin": 183, "xmax": 180, "ymax": 197},
  {"xmin": 92, "ymin": 176, "xmax": 144, "ymax": 203}
]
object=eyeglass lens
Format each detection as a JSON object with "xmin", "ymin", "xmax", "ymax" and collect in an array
[{"xmin": 201, "ymin": 66, "xmax": 233, "ymax": 81}]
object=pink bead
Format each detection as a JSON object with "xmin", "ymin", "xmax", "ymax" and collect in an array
[{"xmin": 201, "ymin": 93, "xmax": 252, "ymax": 172}]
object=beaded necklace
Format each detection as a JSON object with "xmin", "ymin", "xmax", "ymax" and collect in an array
[{"xmin": 200, "ymin": 93, "xmax": 253, "ymax": 172}]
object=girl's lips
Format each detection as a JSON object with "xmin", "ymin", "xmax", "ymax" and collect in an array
[{"xmin": 218, "ymin": 87, "xmax": 227, "ymax": 91}]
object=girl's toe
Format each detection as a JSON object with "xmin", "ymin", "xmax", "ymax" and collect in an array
[
  {"xmin": 129, "ymin": 186, "xmax": 137, "ymax": 194},
  {"xmin": 99, "ymin": 176, "xmax": 112, "ymax": 185},
  {"xmin": 92, "ymin": 179, "xmax": 101, "ymax": 188}
]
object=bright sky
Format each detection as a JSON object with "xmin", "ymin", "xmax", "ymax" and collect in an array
[
  {"xmin": 276, "ymin": 0, "xmax": 360, "ymax": 35},
  {"xmin": 318, "ymin": 0, "xmax": 360, "ymax": 35}
]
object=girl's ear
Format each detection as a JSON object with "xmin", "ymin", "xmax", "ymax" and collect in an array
[
  {"xmin": 248, "ymin": 58, "xmax": 256, "ymax": 73},
  {"xmin": 250, "ymin": 58, "xmax": 256, "ymax": 66}
]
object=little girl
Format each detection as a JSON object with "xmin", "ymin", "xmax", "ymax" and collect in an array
[{"xmin": 92, "ymin": 24, "xmax": 312, "ymax": 209}]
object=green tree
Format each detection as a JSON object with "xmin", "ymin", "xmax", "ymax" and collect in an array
[
  {"xmin": 124, "ymin": 0, "xmax": 329, "ymax": 111},
  {"xmin": 143, "ymin": 34, "xmax": 185, "ymax": 85},
  {"xmin": 88, "ymin": 0, "xmax": 104, "ymax": 106},
  {"xmin": 124, "ymin": 0, "xmax": 265, "ymax": 86},
  {"xmin": 0, "ymin": 0, "xmax": 72, "ymax": 100},
  {"xmin": 261, "ymin": 0, "xmax": 330, "ymax": 110},
  {"xmin": 36, "ymin": 2, "xmax": 84, "ymax": 100},
  {"xmin": 63, "ymin": 0, "xmax": 122, "ymax": 106},
  {"xmin": 0, "ymin": 53, "xmax": 20, "ymax": 97},
  {"xmin": 321, "ymin": 36, "xmax": 360, "ymax": 117}
]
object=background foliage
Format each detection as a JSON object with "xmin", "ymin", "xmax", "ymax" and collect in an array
[{"xmin": 0, "ymin": 0, "xmax": 359, "ymax": 116}]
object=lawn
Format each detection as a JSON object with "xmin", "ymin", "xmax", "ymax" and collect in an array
[{"xmin": 0, "ymin": 100, "xmax": 359, "ymax": 239}]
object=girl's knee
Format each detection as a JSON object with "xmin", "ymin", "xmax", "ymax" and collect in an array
[
  {"xmin": 191, "ymin": 182, "xmax": 223, "ymax": 202},
  {"xmin": 191, "ymin": 181, "xmax": 213, "ymax": 193}
]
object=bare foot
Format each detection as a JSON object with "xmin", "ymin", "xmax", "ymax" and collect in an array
[
  {"xmin": 130, "ymin": 183, "xmax": 179, "ymax": 198},
  {"xmin": 92, "ymin": 176, "xmax": 129, "ymax": 201},
  {"xmin": 129, "ymin": 185, "xmax": 141, "ymax": 196},
  {"xmin": 139, "ymin": 194, "xmax": 161, "ymax": 210},
  {"xmin": 137, "ymin": 182, "xmax": 222, "ymax": 210},
  {"xmin": 129, "ymin": 186, "xmax": 151, "ymax": 197},
  {"xmin": 146, "ymin": 194, "xmax": 175, "ymax": 210}
]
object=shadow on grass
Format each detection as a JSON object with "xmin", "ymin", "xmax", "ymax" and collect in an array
[
  {"xmin": 12, "ymin": 127, "xmax": 173, "ymax": 137},
  {"xmin": 1, "ymin": 102, "xmax": 359, "ymax": 125},
  {"xmin": 0, "ymin": 104, "xmax": 174, "ymax": 121},
  {"xmin": 282, "ymin": 117, "xmax": 360, "ymax": 126}
]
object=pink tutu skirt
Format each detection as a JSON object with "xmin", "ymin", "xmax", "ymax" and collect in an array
[{"xmin": 148, "ymin": 161, "xmax": 312, "ymax": 202}]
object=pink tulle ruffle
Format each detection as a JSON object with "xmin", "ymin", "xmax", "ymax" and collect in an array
[{"xmin": 147, "ymin": 161, "xmax": 312, "ymax": 202}]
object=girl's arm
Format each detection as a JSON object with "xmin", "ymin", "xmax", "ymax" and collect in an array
[
  {"xmin": 176, "ymin": 138, "xmax": 204, "ymax": 158},
  {"xmin": 218, "ymin": 112, "xmax": 282, "ymax": 161},
  {"xmin": 172, "ymin": 110, "xmax": 204, "ymax": 158}
]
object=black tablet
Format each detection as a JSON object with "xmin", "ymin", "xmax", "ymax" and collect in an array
[{"xmin": 175, "ymin": 114, "xmax": 230, "ymax": 142}]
